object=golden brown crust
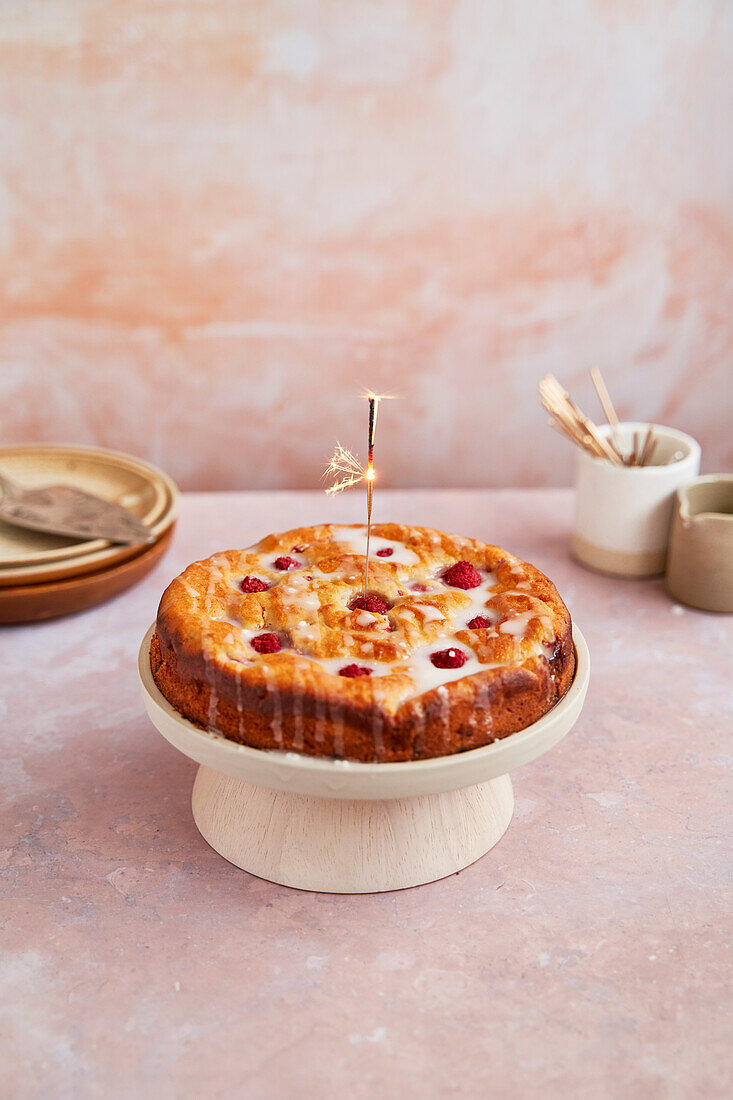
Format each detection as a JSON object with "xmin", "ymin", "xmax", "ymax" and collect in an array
[{"xmin": 151, "ymin": 523, "xmax": 575, "ymax": 762}]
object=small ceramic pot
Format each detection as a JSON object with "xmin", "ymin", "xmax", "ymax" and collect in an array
[
  {"xmin": 572, "ymin": 423, "xmax": 701, "ymax": 578},
  {"xmin": 666, "ymin": 475, "xmax": 733, "ymax": 612}
]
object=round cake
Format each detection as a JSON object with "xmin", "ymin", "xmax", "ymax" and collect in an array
[{"xmin": 150, "ymin": 523, "xmax": 574, "ymax": 763}]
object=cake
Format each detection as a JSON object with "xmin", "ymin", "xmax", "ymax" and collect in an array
[{"xmin": 150, "ymin": 523, "xmax": 574, "ymax": 763}]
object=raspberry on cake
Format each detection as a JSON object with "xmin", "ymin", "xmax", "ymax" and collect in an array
[
  {"xmin": 442, "ymin": 561, "xmax": 482, "ymax": 590},
  {"xmin": 430, "ymin": 647, "xmax": 467, "ymax": 669},
  {"xmin": 467, "ymin": 615, "xmax": 491, "ymax": 630},
  {"xmin": 240, "ymin": 576, "xmax": 269, "ymax": 593},
  {"xmin": 339, "ymin": 664, "xmax": 373, "ymax": 678},
  {"xmin": 251, "ymin": 633, "xmax": 281, "ymax": 654},
  {"xmin": 350, "ymin": 595, "xmax": 390, "ymax": 615},
  {"xmin": 150, "ymin": 523, "xmax": 574, "ymax": 763},
  {"xmin": 274, "ymin": 556, "xmax": 300, "ymax": 571}
]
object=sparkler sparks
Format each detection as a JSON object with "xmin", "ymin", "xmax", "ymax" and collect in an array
[{"xmin": 322, "ymin": 443, "xmax": 366, "ymax": 495}]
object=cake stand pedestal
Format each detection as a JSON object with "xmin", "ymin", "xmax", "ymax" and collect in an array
[
  {"xmin": 138, "ymin": 625, "xmax": 589, "ymax": 893},
  {"xmin": 190, "ymin": 767, "xmax": 514, "ymax": 892}
]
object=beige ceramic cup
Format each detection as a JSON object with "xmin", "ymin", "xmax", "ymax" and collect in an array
[
  {"xmin": 572, "ymin": 423, "xmax": 701, "ymax": 578},
  {"xmin": 666, "ymin": 475, "xmax": 733, "ymax": 612}
]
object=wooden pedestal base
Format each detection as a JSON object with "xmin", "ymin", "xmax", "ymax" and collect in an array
[{"xmin": 192, "ymin": 765, "xmax": 514, "ymax": 893}]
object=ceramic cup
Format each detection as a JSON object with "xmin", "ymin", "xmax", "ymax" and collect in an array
[
  {"xmin": 665, "ymin": 474, "xmax": 733, "ymax": 612},
  {"xmin": 572, "ymin": 423, "xmax": 701, "ymax": 578}
]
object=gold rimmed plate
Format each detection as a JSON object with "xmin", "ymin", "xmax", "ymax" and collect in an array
[{"xmin": 0, "ymin": 446, "xmax": 179, "ymax": 585}]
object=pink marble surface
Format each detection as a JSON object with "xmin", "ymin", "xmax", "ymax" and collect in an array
[
  {"xmin": 1, "ymin": 490, "xmax": 731, "ymax": 1099},
  {"xmin": 1, "ymin": 4, "xmax": 732, "ymax": 489}
]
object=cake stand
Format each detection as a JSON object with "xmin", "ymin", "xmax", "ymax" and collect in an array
[{"xmin": 138, "ymin": 624, "xmax": 589, "ymax": 893}]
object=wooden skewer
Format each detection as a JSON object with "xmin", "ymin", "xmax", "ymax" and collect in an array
[
  {"xmin": 543, "ymin": 395, "xmax": 603, "ymax": 460},
  {"xmin": 547, "ymin": 418, "xmax": 601, "ymax": 459},
  {"xmin": 584, "ymin": 419, "xmax": 623, "ymax": 465},
  {"xmin": 556, "ymin": 384, "xmax": 622, "ymax": 465},
  {"xmin": 541, "ymin": 386, "xmax": 592, "ymax": 457},
  {"xmin": 539, "ymin": 376, "xmax": 589, "ymax": 440},
  {"xmin": 605, "ymin": 436, "xmax": 626, "ymax": 463},
  {"xmin": 547, "ymin": 417, "xmax": 576, "ymax": 443},
  {"xmin": 590, "ymin": 368, "xmax": 625, "ymax": 458},
  {"xmin": 546, "ymin": 399, "xmax": 597, "ymax": 449},
  {"xmin": 638, "ymin": 425, "xmax": 655, "ymax": 467},
  {"xmin": 625, "ymin": 429, "xmax": 638, "ymax": 464}
]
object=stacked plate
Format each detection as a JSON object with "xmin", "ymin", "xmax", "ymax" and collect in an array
[{"xmin": 0, "ymin": 445, "xmax": 179, "ymax": 624}]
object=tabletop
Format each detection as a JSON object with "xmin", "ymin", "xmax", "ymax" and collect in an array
[{"xmin": 2, "ymin": 490, "xmax": 731, "ymax": 1099}]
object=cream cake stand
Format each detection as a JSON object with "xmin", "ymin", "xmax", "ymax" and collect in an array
[{"xmin": 138, "ymin": 624, "xmax": 589, "ymax": 893}]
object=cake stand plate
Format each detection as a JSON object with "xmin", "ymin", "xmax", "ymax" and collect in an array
[{"xmin": 138, "ymin": 625, "xmax": 589, "ymax": 893}]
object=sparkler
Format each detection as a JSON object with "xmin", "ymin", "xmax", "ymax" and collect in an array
[
  {"xmin": 323, "ymin": 391, "xmax": 392, "ymax": 596},
  {"xmin": 364, "ymin": 393, "xmax": 378, "ymax": 593}
]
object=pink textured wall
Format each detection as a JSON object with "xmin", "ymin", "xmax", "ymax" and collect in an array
[{"xmin": 1, "ymin": 2, "xmax": 731, "ymax": 490}]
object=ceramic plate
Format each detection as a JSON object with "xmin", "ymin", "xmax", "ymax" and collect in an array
[{"xmin": 0, "ymin": 445, "xmax": 174, "ymax": 565}]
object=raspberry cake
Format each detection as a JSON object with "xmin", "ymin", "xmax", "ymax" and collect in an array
[{"xmin": 150, "ymin": 524, "xmax": 574, "ymax": 763}]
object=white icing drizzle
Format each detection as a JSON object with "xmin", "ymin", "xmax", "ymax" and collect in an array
[
  {"xmin": 503, "ymin": 560, "xmax": 526, "ymax": 579},
  {"xmin": 400, "ymin": 643, "xmax": 500, "ymax": 700},
  {"xmin": 278, "ymin": 571, "xmax": 320, "ymax": 612},
  {"xmin": 450, "ymin": 580, "xmax": 499, "ymax": 627},
  {"xmin": 293, "ymin": 621, "xmax": 320, "ymax": 646},
  {"xmin": 411, "ymin": 602, "xmax": 445, "ymax": 624},
  {"xmin": 474, "ymin": 677, "xmax": 494, "ymax": 737},
  {"xmin": 329, "ymin": 525, "xmax": 420, "ymax": 566},
  {"xmin": 500, "ymin": 611, "xmax": 549, "ymax": 636},
  {"xmin": 435, "ymin": 685, "xmax": 450, "ymax": 751},
  {"xmin": 251, "ymin": 552, "xmax": 305, "ymax": 574},
  {"xmin": 355, "ymin": 611, "xmax": 380, "ymax": 628},
  {"xmin": 496, "ymin": 594, "xmax": 554, "ymax": 641},
  {"xmin": 290, "ymin": 640, "xmax": 500, "ymax": 703},
  {"xmin": 282, "ymin": 591, "xmax": 320, "ymax": 613},
  {"xmin": 304, "ymin": 654, "xmax": 392, "ymax": 678},
  {"xmin": 280, "ymin": 570, "xmax": 323, "ymax": 653},
  {"xmin": 216, "ymin": 623, "xmax": 271, "ymax": 661}
]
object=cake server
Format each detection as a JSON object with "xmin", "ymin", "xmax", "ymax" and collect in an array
[{"xmin": 0, "ymin": 472, "xmax": 155, "ymax": 546}]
